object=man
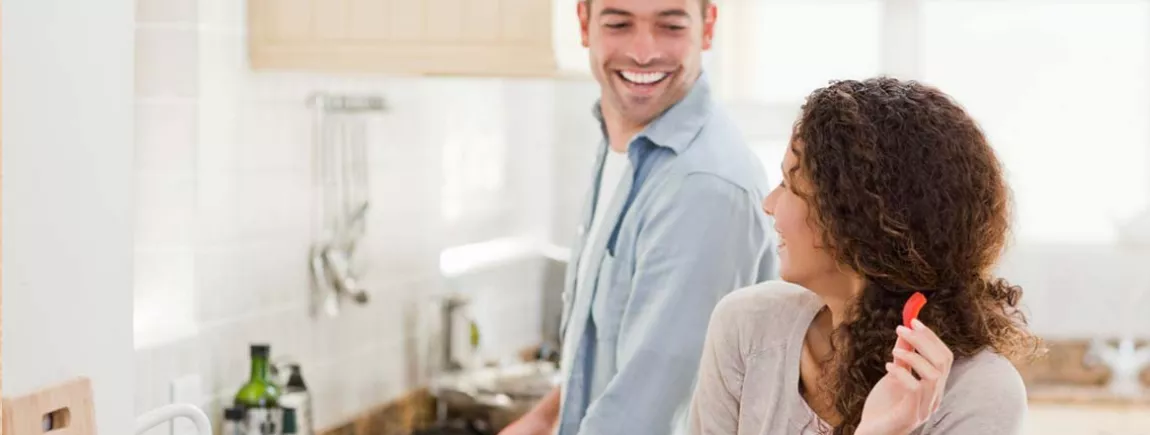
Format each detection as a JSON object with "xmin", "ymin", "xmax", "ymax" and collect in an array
[{"xmin": 502, "ymin": 0, "xmax": 774, "ymax": 434}]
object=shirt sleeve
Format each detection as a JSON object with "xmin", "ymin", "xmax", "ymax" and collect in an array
[
  {"xmin": 689, "ymin": 290, "xmax": 748, "ymax": 435},
  {"xmin": 576, "ymin": 173, "xmax": 770, "ymax": 435},
  {"xmin": 924, "ymin": 354, "xmax": 1028, "ymax": 435}
]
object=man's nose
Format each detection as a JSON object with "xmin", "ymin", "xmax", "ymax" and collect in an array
[{"xmin": 627, "ymin": 29, "xmax": 661, "ymax": 65}]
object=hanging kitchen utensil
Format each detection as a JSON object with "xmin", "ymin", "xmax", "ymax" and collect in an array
[{"xmin": 306, "ymin": 93, "xmax": 385, "ymax": 318}]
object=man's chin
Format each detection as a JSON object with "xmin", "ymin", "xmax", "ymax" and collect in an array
[
  {"xmin": 622, "ymin": 97, "xmax": 672, "ymax": 122},
  {"xmin": 617, "ymin": 106, "xmax": 660, "ymax": 126}
]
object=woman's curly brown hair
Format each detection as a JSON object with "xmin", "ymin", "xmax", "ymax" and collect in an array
[{"xmin": 789, "ymin": 77, "xmax": 1043, "ymax": 434}]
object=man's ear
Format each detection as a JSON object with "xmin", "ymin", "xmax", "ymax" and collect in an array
[
  {"xmin": 579, "ymin": 1, "xmax": 592, "ymax": 47},
  {"xmin": 702, "ymin": 2, "xmax": 717, "ymax": 50}
]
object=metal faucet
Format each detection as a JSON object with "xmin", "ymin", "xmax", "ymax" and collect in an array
[
  {"xmin": 1084, "ymin": 336, "xmax": 1150, "ymax": 397},
  {"xmin": 438, "ymin": 294, "xmax": 472, "ymax": 373},
  {"xmin": 428, "ymin": 292, "xmax": 477, "ymax": 424}
]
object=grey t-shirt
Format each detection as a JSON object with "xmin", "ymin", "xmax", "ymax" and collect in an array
[{"xmin": 689, "ymin": 280, "xmax": 1028, "ymax": 435}]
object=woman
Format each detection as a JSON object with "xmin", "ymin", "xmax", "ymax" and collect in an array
[{"xmin": 690, "ymin": 78, "xmax": 1041, "ymax": 435}]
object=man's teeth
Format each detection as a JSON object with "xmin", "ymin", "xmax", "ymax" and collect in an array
[{"xmin": 620, "ymin": 71, "xmax": 668, "ymax": 85}]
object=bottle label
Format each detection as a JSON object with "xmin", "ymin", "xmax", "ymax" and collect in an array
[
  {"xmin": 280, "ymin": 394, "xmax": 313, "ymax": 435},
  {"xmin": 243, "ymin": 408, "xmax": 283, "ymax": 435}
]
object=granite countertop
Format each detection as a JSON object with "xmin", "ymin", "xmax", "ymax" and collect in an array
[{"xmin": 319, "ymin": 389, "xmax": 438, "ymax": 435}]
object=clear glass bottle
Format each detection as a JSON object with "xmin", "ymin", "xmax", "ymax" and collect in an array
[{"xmin": 278, "ymin": 364, "xmax": 313, "ymax": 435}]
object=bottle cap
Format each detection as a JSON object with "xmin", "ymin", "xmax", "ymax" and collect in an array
[
  {"xmin": 250, "ymin": 344, "xmax": 270, "ymax": 357},
  {"xmin": 286, "ymin": 364, "xmax": 308, "ymax": 390},
  {"xmin": 224, "ymin": 407, "xmax": 245, "ymax": 421}
]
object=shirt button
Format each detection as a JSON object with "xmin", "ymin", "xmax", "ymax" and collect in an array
[{"xmin": 577, "ymin": 225, "xmax": 585, "ymax": 236}]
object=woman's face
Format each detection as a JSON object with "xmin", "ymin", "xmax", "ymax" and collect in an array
[{"xmin": 762, "ymin": 142, "xmax": 842, "ymax": 286}]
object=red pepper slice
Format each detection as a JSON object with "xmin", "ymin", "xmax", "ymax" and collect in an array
[{"xmin": 902, "ymin": 292, "xmax": 927, "ymax": 328}]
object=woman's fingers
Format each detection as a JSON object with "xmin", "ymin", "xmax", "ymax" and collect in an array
[
  {"xmin": 893, "ymin": 336, "xmax": 913, "ymax": 369},
  {"xmin": 892, "ymin": 348, "xmax": 941, "ymax": 382},
  {"xmin": 893, "ymin": 319, "xmax": 954, "ymax": 417},
  {"xmin": 896, "ymin": 321, "xmax": 954, "ymax": 369},
  {"xmin": 885, "ymin": 362, "xmax": 921, "ymax": 393},
  {"xmin": 895, "ymin": 334, "xmax": 913, "ymax": 351},
  {"xmin": 893, "ymin": 348, "xmax": 941, "ymax": 413},
  {"xmin": 911, "ymin": 319, "xmax": 945, "ymax": 346}
]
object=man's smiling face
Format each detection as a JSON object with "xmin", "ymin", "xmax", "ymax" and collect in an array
[{"xmin": 579, "ymin": 0, "xmax": 716, "ymax": 125}]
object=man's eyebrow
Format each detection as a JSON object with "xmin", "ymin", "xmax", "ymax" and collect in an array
[
  {"xmin": 599, "ymin": 8, "xmax": 633, "ymax": 17},
  {"xmin": 598, "ymin": 8, "xmax": 691, "ymax": 19}
]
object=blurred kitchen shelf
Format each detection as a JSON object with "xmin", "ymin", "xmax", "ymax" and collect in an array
[{"xmin": 249, "ymin": 0, "xmax": 563, "ymax": 78}]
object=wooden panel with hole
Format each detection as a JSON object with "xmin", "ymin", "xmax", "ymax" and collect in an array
[{"xmin": 2, "ymin": 378, "xmax": 96, "ymax": 435}]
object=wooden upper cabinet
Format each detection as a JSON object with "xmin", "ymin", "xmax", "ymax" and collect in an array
[{"xmin": 248, "ymin": 0, "xmax": 557, "ymax": 76}]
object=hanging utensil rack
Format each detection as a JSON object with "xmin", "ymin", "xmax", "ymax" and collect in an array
[{"xmin": 307, "ymin": 92, "xmax": 386, "ymax": 318}]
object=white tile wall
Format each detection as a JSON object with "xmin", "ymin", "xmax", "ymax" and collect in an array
[
  {"xmin": 133, "ymin": 0, "xmax": 598, "ymax": 432},
  {"xmin": 137, "ymin": 0, "xmax": 197, "ymax": 23},
  {"xmin": 133, "ymin": 0, "xmax": 1150, "ymax": 431},
  {"xmin": 549, "ymin": 80, "xmax": 603, "ymax": 244},
  {"xmin": 135, "ymin": 24, "xmax": 199, "ymax": 99}
]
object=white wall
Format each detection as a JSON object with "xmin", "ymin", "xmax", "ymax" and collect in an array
[
  {"xmin": 2, "ymin": 1, "xmax": 137, "ymax": 435},
  {"xmin": 549, "ymin": 80, "xmax": 602, "ymax": 246},
  {"xmin": 132, "ymin": 0, "xmax": 587, "ymax": 431}
]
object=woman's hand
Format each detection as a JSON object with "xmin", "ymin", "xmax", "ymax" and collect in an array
[{"xmin": 856, "ymin": 319, "xmax": 954, "ymax": 435}]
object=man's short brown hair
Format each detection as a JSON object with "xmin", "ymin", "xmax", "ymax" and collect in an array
[{"xmin": 583, "ymin": 0, "xmax": 711, "ymax": 14}]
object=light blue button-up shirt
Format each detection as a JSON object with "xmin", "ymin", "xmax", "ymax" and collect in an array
[{"xmin": 556, "ymin": 72, "xmax": 776, "ymax": 435}]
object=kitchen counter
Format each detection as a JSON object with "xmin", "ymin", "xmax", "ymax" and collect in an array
[
  {"xmin": 1025, "ymin": 402, "xmax": 1150, "ymax": 435},
  {"xmin": 1028, "ymin": 384, "xmax": 1150, "ymax": 409},
  {"xmin": 316, "ymin": 387, "xmax": 514, "ymax": 435},
  {"xmin": 316, "ymin": 363, "xmax": 556, "ymax": 435},
  {"xmin": 318, "ymin": 338, "xmax": 1150, "ymax": 435},
  {"xmin": 321, "ymin": 385, "xmax": 1150, "ymax": 435},
  {"xmin": 319, "ymin": 389, "xmax": 437, "ymax": 435},
  {"xmin": 1024, "ymin": 383, "xmax": 1150, "ymax": 435}
]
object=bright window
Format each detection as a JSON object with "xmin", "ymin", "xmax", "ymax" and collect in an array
[
  {"xmin": 922, "ymin": 0, "xmax": 1150, "ymax": 243},
  {"xmin": 752, "ymin": 140, "xmax": 790, "ymax": 187},
  {"xmin": 717, "ymin": 0, "xmax": 1150, "ymax": 245},
  {"xmin": 714, "ymin": 0, "xmax": 883, "ymax": 105}
]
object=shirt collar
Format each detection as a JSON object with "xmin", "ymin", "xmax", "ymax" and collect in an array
[{"xmin": 591, "ymin": 70, "xmax": 715, "ymax": 155}]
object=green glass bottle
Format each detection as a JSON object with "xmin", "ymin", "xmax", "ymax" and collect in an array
[{"xmin": 235, "ymin": 344, "xmax": 281, "ymax": 408}]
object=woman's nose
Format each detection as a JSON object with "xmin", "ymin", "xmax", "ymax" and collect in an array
[{"xmin": 762, "ymin": 190, "xmax": 777, "ymax": 217}]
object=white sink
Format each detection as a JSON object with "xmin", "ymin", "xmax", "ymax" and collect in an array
[{"xmin": 430, "ymin": 361, "xmax": 559, "ymax": 405}]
